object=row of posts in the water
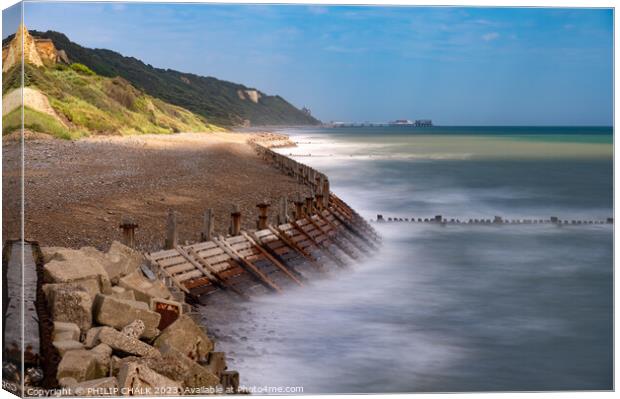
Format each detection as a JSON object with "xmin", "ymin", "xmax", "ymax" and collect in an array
[{"xmin": 374, "ymin": 214, "xmax": 614, "ymax": 225}]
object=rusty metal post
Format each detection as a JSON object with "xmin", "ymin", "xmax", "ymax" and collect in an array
[
  {"xmin": 230, "ymin": 204, "xmax": 241, "ymax": 236},
  {"xmin": 164, "ymin": 209, "xmax": 178, "ymax": 250},
  {"xmin": 294, "ymin": 192, "xmax": 305, "ymax": 219},
  {"xmin": 257, "ymin": 200, "xmax": 270, "ymax": 230},
  {"xmin": 119, "ymin": 215, "xmax": 138, "ymax": 248},
  {"xmin": 201, "ymin": 208, "xmax": 214, "ymax": 242}
]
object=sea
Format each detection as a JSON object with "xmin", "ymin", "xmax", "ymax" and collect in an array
[{"xmin": 202, "ymin": 126, "xmax": 613, "ymax": 393}]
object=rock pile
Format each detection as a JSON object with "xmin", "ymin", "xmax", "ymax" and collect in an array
[{"xmin": 41, "ymin": 242, "xmax": 239, "ymax": 396}]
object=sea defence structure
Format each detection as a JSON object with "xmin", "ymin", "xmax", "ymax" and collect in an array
[
  {"xmin": 374, "ymin": 214, "xmax": 614, "ymax": 226},
  {"xmin": 2, "ymin": 134, "xmax": 381, "ymax": 395},
  {"xmin": 146, "ymin": 137, "xmax": 381, "ymax": 302}
]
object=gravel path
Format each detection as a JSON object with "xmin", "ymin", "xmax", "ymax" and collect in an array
[{"xmin": 3, "ymin": 132, "xmax": 311, "ymax": 252}]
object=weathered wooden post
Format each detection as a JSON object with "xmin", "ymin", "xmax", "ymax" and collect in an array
[
  {"xmin": 201, "ymin": 208, "xmax": 214, "ymax": 241},
  {"xmin": 229, "ymin": 204, "xmax": 241, "ymax": 236},
  {"xmin": 322, "ymin": 178, "xmax": 330, "ymax": 208},
  {"xmin": 119, "ymin": 215, "xmax": 138, "ymax": 248},
  {"xmin": 294, "ymin": 193, "xmax": 305, "ymax": 219},
  {"xmin": 164, "ymin": 209, "xmax": 178, "ymax": 250},
  {"xmin": 315, "ymin": 190, "xmax": 324, "ymax": 211},
  {"xmin": 305, "ymin": 192, "xmax": 315, "ymax": 216},
  {"xmin": 256, "ymin": 200, "xmax": 270, "ymax": 230},
  {"xmin": 277, "ymin": 196, "xmax": 289, "ymax": 225}
]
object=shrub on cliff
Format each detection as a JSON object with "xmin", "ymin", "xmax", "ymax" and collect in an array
[{"xmin": 70, "ymin": 63, "xmax": 95, "ymax": 75}]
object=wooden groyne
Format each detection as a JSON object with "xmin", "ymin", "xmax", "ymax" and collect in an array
[
  {"xmin": 147, "ymin": 193, "xmax": 380, "ymax": 302},
  {"xmin": 146, "ymin": 138, "xmax": 381, "ymax": 302},
  {"xmin": 374, "ymin": 214, "xmax": 614, "ymax": 226}
]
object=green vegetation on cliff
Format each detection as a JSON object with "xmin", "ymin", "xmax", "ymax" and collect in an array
[
  {"xmin": 2, "ymin": 63, "xmax": 222, "ymax": 138},
  {"xmin": 27, "ymin": 31, "xmax": 320, "ymax": 127}
]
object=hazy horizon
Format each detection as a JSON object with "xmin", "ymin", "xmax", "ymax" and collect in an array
[{"xmin": 4, "ymin": 2, "xmax": 614, "ymax": 126}]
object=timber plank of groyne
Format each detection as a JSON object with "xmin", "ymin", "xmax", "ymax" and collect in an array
[
  {"xmin": 320, "ymin": 209, "xmax": 374, "ymax": 253},
  {"xmin": 242, "ymin": 232, "xmax": 304, "ymax": 286},
  {"xmin": 324, "ymin": 207, "xmax": 379, "ymax": 251},
  {"xmin": 149, "ymin": 242, "xmax": 267, "ymax": 298},
  {"xmin": 214, "ymin": 237, "xmax": 282, "ymax": 293},
  {"xmin": 268, "ymin": 225, "xmax": 325, "ymax": 272},
  {"xmin": 307, "ymin": 215, "xmax": 360, "ymax": 260},
  {"xmin": 292, "ymin": 219, "xmax": 349, "ymax": 268},
  {"xmin": 329, "ymin": 193, "xmax": 381, "ymax": 243}
]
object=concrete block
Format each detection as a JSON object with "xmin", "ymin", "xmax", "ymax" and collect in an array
[
  {"xmin": 109, "ymin": 286, "xmax": 135, "ymax": 301},
  {"xmin": 93, "ymin": 294, "xmax": 160, "ymax": 339},
  {"xmin": 84, "ymin": 327, "xmax": 104, "ymax": 349},
  {"xmin": 202, "ymin": 352, "xmax": 227, "ymax": 379},
  {"xmin": 117, "ymin": 362, "xmax": 183, "ymax": 396},
  {"xmin": 121, "ymin": 320, "xmax": 145, "ymax": 339},
  {"xmin": 52, "ymin": 339, "xmax": 85, "ymax": 356},
  {"xmin": 57, "ymin": 349, "xmax": 103, "ymax": 382},
  {"xmin": 118, "ymin": 270, "xmax": 172, "ymax": 305},
  {"xmin": 53, "ymin": 321, "xmax": 81, "ymax": 342},
  {"xmin": 97, "ymin": 327, "xmax": 160, "ymax": 358},
  {"xmin": 90, "ymin": 343, "xmax": 113, "ymax": 376},
  {"xmin": 43, "ymin": 279, "xmax": 101, "ymax": 301},
  {"xmin": 154, "ymin": 314, "xmax": 213, "ymax": 362},
  {"xmin": 158, "ymin": 344, "xmax": 219, "ymax": 389},
  {"xmin": 45, "ymin": 285, "xmax": 93, "ymax": 333},
  {"xmin": 43, "ymin": 248, "xmax": 111, "ymax": 294}
]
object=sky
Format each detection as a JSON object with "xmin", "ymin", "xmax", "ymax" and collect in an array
[{"xmin": 3, "ymin": 2, "xmax": 614, "ymax": 125}]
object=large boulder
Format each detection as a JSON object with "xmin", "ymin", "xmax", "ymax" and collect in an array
[
  {"xmin": 154, "ymin": 315, "xmax": 213, "ymax": 362},
  {"xmin": 117, "ymin": 362, "xmax": 183, "ymax": 396},
  {"xmin": 97, "ymin": 327, "xmax": 160, "ymax": 358},
  {"xmin": 118, "ymin": 270, "xmax": 172, "ymax": 305},
  {"xmin": 44, "ymin": 285, "xmax": 93, "ymax": 333},
  {"xmin": 57, "ymin": 349, "xmax": 105, "ymax": 382},
  {"xmin": 43, "ymin": 248, "xmax": 111, "ymax": 295},
  {"xmin": 93, "ymin": 294, "xmax": 160, "ymax": 339}
]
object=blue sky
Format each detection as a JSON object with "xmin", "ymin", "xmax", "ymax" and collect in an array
[{"xmin": 4, "ymin": 2, "xmax": 614, "ymax": 125}]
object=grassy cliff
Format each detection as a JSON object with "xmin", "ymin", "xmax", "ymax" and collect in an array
[
  {"xmin": 2, "ymin": 63, "xmax": 223, "ymax": 139},
  {"xmin": 26, "ymin": 31, "xmax": 320, "ymax": 127}
]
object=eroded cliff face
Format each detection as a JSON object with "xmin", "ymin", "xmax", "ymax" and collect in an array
[
  {"xmin": 237, "ymin": 89, "xmax": 262, "ymax": 104},
  {"xmin": 2, "ymin": 23, "xmax": 67, "ymax": 72}
]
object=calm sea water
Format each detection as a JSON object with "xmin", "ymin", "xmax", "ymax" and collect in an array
[{"xmin": 202, "ymin": 126, "xmax": 613, "ymax": 393}]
